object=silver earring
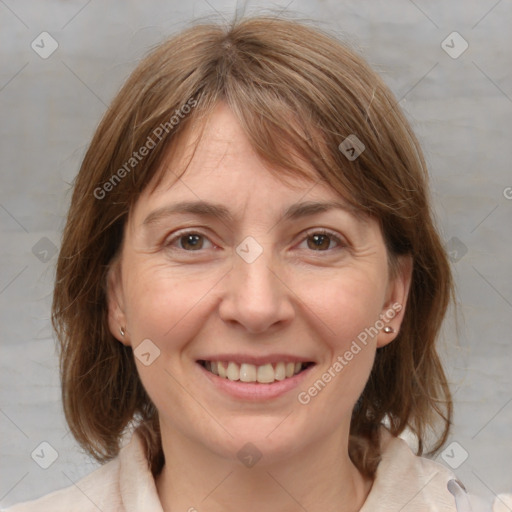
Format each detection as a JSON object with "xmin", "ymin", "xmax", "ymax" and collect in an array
[
  {"xmin": 120, "ymin": 326, "xmax": 125, "ymax": 336},
  {"xmin": 383, "ymin": 326, "xmax": 394, "ymax": 334}
]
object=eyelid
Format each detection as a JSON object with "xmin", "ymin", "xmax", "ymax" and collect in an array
[
  {"xmin": 299, "ymin": 228, "xmax": 347, "ymax": 251},
  {"xmin": 164, "ymin": 227, "xmax": 347, "ymax": 253},
  {"xmin": 164, "ymin": 228, "xmax": 216, "ymax": 250}
]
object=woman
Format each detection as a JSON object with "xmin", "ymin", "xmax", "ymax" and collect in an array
[{"xmin": 5, "ymin": 15, "xmax": 497, "ymax": 512}]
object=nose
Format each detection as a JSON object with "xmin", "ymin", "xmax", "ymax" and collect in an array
[{"xmin": 218, "ymin": 245, "xmax": 295, "ymax": 334}]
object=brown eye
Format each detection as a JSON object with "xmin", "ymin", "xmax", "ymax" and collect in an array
[
  {"xmin": 307, "ymin": 233, "xmax": 332, "ymax": 251},
  {"xmin": 179, "ymin": 233, "xmax": 205, "ymax": 250},
  {"xmin": 165, "ymin": 231, "xmax": 214, "ymax": 252},
  {"xmin": 300, "ymin": 230, "xmax": 345, "ymax": 252}
]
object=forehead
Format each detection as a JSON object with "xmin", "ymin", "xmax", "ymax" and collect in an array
[{"xmin": 138, "ymin": 102, "xmax": 351, "ymax": 215}]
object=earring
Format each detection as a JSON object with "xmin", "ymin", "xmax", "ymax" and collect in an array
[
  {"xmin": 383, "ymin": 326, "xmax": 394, "ymax": 334},
  {"xmin": 120, "ymin": 326, "xmax": 125, "ymax": 337}
]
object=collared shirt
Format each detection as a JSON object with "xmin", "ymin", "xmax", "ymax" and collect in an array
[{"xmin": 3, "ymin": 428, "xmax": 507, "ymax": 511}]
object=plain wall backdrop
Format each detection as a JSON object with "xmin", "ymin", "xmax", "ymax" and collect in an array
[{"xmin": 1, "ymin": 0, "xmax": 511, "ymax": 507}]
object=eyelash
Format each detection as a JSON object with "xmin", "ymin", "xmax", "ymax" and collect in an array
[{"xmin": 164, "ymin": 228, "xmax": 347, "ymax": 254}]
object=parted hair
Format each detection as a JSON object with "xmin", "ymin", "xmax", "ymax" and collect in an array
[{"xmin": 52, "ymin": 15, "xmax": 453, "ymax": 478}]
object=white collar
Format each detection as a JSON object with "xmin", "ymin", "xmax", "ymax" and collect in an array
[{"xmin": 118, "ymin": 427, "xmax": 459, "ymax": 511}]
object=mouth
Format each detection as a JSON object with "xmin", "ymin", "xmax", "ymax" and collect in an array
[{"xmin": 197, "ymin": 359, "xmax": 315, "ymax": 384}]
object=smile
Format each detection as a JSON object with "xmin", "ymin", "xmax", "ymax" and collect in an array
[{"xmin": 198, "ymin": 360, "xmax": 314, "ymax": 384}]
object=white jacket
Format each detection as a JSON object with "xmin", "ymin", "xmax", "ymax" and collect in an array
[{"xmin": 3, "ymin": 428, "xmax": 508, "ymax": 511}]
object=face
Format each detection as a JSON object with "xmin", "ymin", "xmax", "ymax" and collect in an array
[{"xmin": 107, "ymin": 102, "xmax": 411, "ymax": 465}]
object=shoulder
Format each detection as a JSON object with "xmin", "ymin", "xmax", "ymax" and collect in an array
[
  {"xmin": 1, "ymin": 458, "xmax": 122, "ymax": 512},
  {"xmin": 361, "ymin": 429, "xmax": 508, "ymax": 512},
  {"xmin": 360, "ymin": 428, "xmax": 460, "ymax": 512},
  {"xmin": 2, "ymin": 431, "xmax": 162, "ymax": 512}
]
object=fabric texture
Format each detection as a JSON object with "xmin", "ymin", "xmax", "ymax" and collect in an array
[{"xmin": 2, "ymin": 428, "xmax": 504, "ymax": 511}]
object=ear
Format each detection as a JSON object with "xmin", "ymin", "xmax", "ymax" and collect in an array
[
  {"xmin": 106, "ymin": 259, "xmax": 130, "ymax": 346},
  {"xmin": 377, "ymin": 254, "xmax": 413, "ymax": 348}
]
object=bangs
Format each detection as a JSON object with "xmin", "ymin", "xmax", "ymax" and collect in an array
[{"xmin": 144, "ymin": 85, "xmax": 369, "ymax": 222}]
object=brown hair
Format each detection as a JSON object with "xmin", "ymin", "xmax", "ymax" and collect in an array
[{"xmin": 52, "ymin": 15, "xmax": 453, "ymax": 478}]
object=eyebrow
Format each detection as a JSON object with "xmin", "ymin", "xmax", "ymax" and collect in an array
[{"xmin": 142, "ymin": 199, "xmax": 362, "ymax": 227}]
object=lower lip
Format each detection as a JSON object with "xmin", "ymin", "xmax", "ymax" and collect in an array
[{"xmin": 197, "ymin": 362, "xmax": 315, "ymax": 401}]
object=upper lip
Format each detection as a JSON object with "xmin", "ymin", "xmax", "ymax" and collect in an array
[{"xmin": 196, "ymin": 354, "xmax": 315, "ymax": 366}]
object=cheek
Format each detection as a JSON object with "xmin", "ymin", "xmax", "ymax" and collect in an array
[
  {"xmin": 301, "ymin": 266, "xmax": 387, "ymax": 348},
  {"xmin": 122, "ymin": 262, "xmax": 215, "ymax": 419},
  {"xmin": 294, "ymin": 268, "xmax": 386, "ymax": 407},
  {"xmin": 123, "ymin": 259, "xmax": 213, "ymax": 342}
]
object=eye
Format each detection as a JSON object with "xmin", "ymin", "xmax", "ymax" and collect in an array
[
  {"xmin": 299, "ymin": 229, "xmax": 345, "ymax": 252},
  {"xmin": 165, "ymin": 231, "xmax": 214, "ymax": 251},
  {"xmin": 164, "ymin": 228, "xmax": 346, "ymax": 253}
]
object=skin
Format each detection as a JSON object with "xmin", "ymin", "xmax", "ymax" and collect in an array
[{"xmin": 107, "ymin": 102, "xmax": 412, "ymax": 512}]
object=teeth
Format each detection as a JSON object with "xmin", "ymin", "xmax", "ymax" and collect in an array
[
  {"xmin": 218, "ymin": 361, "xmax": 227, "ymax": 378},
  {"xmin": 226, "ymin": 361, "xmax": 240, "ymax": 381},
  {"xmin": 274, "ymin": 362, "xmax": 286, "ymax": 381},
  {"xmin": 240, "ymin": 363, "xmax": 256, "ymax": 382},
  {"xmin": 257, "ymin": 363, "xmax": 275, "ymax": 383},
  {"xmin": 203, "ymin": 360, "xmax": 307, "ymax": 383}
]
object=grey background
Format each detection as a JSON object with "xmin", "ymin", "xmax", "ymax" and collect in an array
[{"xmin": 1, "ymin": 0, "xmax": 511, "ymax": 507}]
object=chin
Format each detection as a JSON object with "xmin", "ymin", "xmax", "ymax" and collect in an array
[{"xmin": 203, "ymin": 414, "xmax": 315, "ymax": 465}]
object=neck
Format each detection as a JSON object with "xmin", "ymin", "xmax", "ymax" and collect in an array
[{"xmin": 155, "ymin": 424, "xmax": 372, "ymax": 512}]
